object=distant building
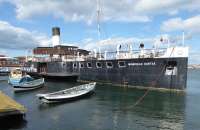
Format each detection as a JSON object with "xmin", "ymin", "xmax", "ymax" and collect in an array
[
  {"xmin": 0, "ymin": 55, "xmax": 20, "ymax": 67},
  {"xmin": 14, "ymin": 56, "xmax": 27, "ymax": 64}
]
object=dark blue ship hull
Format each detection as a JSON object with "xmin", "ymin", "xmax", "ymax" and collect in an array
[
  {"xmin": 30, "ymin": 57, "xmax": 188, "ymax": 90},
  {"xmin": 78, "ymin": 58, "xmax": 188, "ymax": 90}
]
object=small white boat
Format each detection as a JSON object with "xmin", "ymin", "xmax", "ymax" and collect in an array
[
  {"xmin": 13, "ymin": 77, "xmax": 45, "ymax": 92},
  {"xmin": 37, "ymin": 82, "xmax": 96, "ymax": 103}
]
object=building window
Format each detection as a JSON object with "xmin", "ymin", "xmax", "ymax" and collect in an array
[
  {"xmin": 118, "ymin": 61, "xmax": 126, "ymax": 68},
  {"xmin": 73, "ymin": 63, "xmax": 77, "ymax": 68},
  {"xmin": 96, "ymin": 62, "xmax": 102, "ymax": 68},
  {"xmin": 106, "ymin": 62, "xmax": 113, "ymax": 68},
  {"xmin": 87, "ymin": 62, "xmax": 92, "ymax": 68}
]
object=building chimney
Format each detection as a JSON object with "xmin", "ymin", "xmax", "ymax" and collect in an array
[{"xmin": 52, "ymin": 27, "xmax": 60, "ymax": 46}]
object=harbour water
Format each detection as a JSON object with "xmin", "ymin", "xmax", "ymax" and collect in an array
[{"xmin": 0, "ymin": 69, "xmax": 199, "ymax": 130}]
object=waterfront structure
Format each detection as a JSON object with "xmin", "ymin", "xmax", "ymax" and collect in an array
[
  {"xmin": 0, "ymin": 55, "xmax": 32, "ymax": 75},
  {"xmin": 0, "ymin": 91, "xmax": 26, "ymax": 118},
  {"xmin": 0, "ymin": 55, "xmax": 19, "ymax": 67},
  {"xmin": 0, "ymin": 55, "xmax": 21, "ymax": 75}
]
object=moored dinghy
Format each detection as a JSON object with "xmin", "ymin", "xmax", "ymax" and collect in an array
[
  {"xmin": 36, "ymin": 82, "xmax": 96, "ymax": 103},
  {"xmin": 13, "ymin": 76, "xmax": 45, "ymax": 92}
]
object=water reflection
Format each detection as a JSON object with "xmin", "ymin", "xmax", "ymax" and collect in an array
[
  {"xmin": 90, "ymin": 85, "xmax": 185, "ymax": 130},
  {"xmin": 0, "ymin": 75, "xmax": 188, "ymax": 130},
  {"xmin": 0, "ymin": 117, "xmax": 27, "ymax": 130},
  {"xmin": 38, "ymin": 93, "xmax": 95, "ymax": 111}
]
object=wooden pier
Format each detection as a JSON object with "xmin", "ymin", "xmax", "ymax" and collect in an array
[{"xmin": 0, "ymin": 91, "xmax": 26, "ymax": 118}]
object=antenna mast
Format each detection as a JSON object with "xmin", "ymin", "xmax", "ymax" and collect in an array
[
  {"xmin": 97, "ymin": 0, "xmax": 101, "ymax": 60},
  {"xmin": 97, "ymin": 0, "xmax": 101, "ymax": 40}
]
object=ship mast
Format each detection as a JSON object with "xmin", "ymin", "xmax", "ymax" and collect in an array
[
  {"xmin": 97, "ymin": 0, "xmax": 101, "ymax": 60},
  {"xmin": 97, "ymin": 0, "xmax": 101, "ymax": 41}
]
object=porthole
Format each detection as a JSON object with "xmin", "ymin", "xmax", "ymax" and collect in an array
[
  {"xmin": 106, "ymin": 62, "xmax": 113, "ymax": 68},
  {"xmin": 87, "ymin": 62, "xmax": 92, "ymax": 68},
  {"xmin": 73, "ymin": 63, "xmax": 77, "ymax": 68},
  {"xmin": 118, "ymin": 61, "xmax": 126, "ymax": 68},
  {"xmin": 80, "ymin": 63, "xmax": 84, "ymax": 68},
  {"xmin": 96, "ymin": 62, "xmax": 102, "ymax": 68}
]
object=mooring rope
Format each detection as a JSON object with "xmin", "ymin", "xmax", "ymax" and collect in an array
[{"xmin": 129, "ymin": 47, "xmax": 175, "ymax": 109}]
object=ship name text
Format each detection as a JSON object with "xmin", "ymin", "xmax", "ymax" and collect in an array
[{"xmin": 128, "ymin": 62, "xmax": 156, "ymax": 66}]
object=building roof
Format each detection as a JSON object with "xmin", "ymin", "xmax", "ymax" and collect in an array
[{"xmin": 33, "ymin": 45, "xmax": 89, "ymax": 55}]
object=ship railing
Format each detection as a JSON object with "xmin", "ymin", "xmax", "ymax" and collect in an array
[
  {"xmin": 21, "ymin": 67, "xmax": 37, "ymax": 73},
  {"xmin": 31, "ymin": 48, "xmax": 167, "ymax": 62},
  {"xmin": 84, "ymin": 48, "xmax": 167, "ymax": 60},
  {"xmin": 32, "ymin": 57, "xmax": 62, "ymax": 62},
  {"xmin": 0, "ymin": 66, "xmax": 37, "ymax": 73}
]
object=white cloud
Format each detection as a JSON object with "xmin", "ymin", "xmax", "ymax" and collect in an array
[
  {"xmin": 83, "ymin": 33, "xmax": 192, "ymax": 52},
  {"xmin": 0, "ymin": 49, "xmax": 7, "ymax": 55},
  {"xmin": 9, "ymin": 0, "xmax": 148, "ymax": 23},
  {"xmin": 0, "ymin": 20, "xmax": 50, "ymax": 50},
  {"xmin": 9, "ymin": 0, "xmax": 150, "ymax": 23},
  {"xmin": 135, "ymin": 0, "xmax": 181, "ymax": 14},
  {"xmin": 161, "ymin": 15, "xmax": 200, "ymax": 35},
  {"xmin": 134, "ymin": 0, "xmax": 200, "ymax": 15},
  {"xmin": 83, "ymin": 36, "xmax": 163, "ymax": 52},
  {"xmin": 161, "ymin": 18, "xmax": 184, "ymax": 32},
  {"xmin": 1, "ymin": 0, "xmax": 198, "ymax": 24}
]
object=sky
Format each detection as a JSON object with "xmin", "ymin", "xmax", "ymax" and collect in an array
[{"xmin": 0, "ymin": 0, "xmax": 200, "ymax": 64}]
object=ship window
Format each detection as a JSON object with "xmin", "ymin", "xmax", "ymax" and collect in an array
[
  {"xmin": 80, "ymin": 63, "xmax": 84, "ymax": 68},
  {"xmin": 167, "ymin": 61, "xmax": 177, "ymax": 67},
  {"xmin": 106, "ymin": 62, "xmax": 113, "ymax": 68},
  {"xmin": 73, "ymin": 63, "xmax": 77, "ymax": 68},
  {"xmin": 87, "ymin": 62, "xmax": 92, "ymax": 68},
  {"xmin": 96, "ymin": 62, "xmax": 102, "ymax": 68},
  {"xmin": 118, "ymin": 61, "xmax": 126, "ymax": 68}
]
